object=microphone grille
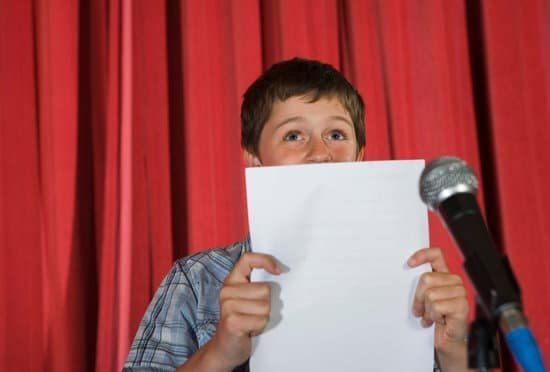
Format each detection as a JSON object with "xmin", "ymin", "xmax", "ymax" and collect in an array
[{"xmin": 419, "ymin": 156, "xmax": 479, "ymax": 210}]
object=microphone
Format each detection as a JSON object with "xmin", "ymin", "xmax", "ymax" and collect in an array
[{"xmin": 419, "ymin": 156, "xmax": 545, "ymax": 372}]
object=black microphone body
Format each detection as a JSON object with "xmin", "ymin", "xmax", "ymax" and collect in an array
[{"xmin": 438, "ymin": 192, "xmax": 521, "ymax": 318}]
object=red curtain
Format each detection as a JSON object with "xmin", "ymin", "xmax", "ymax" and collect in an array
[{"xmin": 1, "ymin": 0, "xmax": 549, "ymax": 371}]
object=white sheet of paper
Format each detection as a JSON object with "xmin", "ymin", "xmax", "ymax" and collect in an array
[{"xmin": 246, "ymin": 160, "xmax": 433, "ymax": 371}]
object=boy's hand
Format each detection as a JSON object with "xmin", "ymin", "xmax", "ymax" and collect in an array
[
  {"xmin": 408, "ymin": 247, "xmax": 470, "ymax": 370},
  {"xmin": 209, "ymin": 252, "xmax": 281, "ymax": 370}
]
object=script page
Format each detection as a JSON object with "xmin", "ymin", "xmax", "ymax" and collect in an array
[{"xmin": 246, "ymin": 160, "xmax": 433, "ymax": 371}]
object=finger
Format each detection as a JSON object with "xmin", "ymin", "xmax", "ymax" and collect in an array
[
  {"xmin": 220, "ymin": 282, "xmax": 272, "ymax": 301},
  {"xmin": 424, "ymin": 297, "xmax": 469, "ymax": 336},
  {"xmin": 222, "ymin": 298, "xmax": 271, "ymax": 317},
  {"xmin": 420, "ymin": 285, "xmax": 467, "ymax": 322},
  {"xmin": 412, "ymin": 273, "xmax": 463, "ymax": 317},
  {"xmin": 226, "ymin": 252, "xmax": 281, "ymax": 284},
  {"xmin": 426, "ymin": 296, "xmax": 469, "ymax": 323},
  {"xmin": 421, "ymin": 318, "xmax": 434, "ymax": 328},
  {"xmin": 223, "ymin": 312, "xmax": 269, "ymax": 337},
  {"xmin": 408, "ymin": 247, "xmax": 449, "ymax": 273}
]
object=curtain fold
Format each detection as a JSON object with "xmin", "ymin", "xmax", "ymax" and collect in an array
[
  {"xmin": 94, "ymin": 0, "xmax": 123, "ymax": 370},
  {"xmin": 1, "ymin": 0, "xmax": 549, "ymax": 371},
  {"xmin": 0, "ymin": 1, "xmax": 44, "ymax": 370}
]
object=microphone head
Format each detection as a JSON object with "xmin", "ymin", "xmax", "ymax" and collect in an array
[{"xmin": 419, "ymin": 156, "xmax": 479, "ymax": 210}]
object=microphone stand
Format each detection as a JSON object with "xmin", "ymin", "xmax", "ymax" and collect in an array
[{"xmin": 468, "ymin": 302, "xmax": 500, "ymax": 372}]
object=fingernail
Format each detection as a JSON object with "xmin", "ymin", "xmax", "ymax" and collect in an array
[
  {"xmin": 407, "ymin": 257, "xmax": 416, "ymax": 267},
  {"xmin": 421, "ymin": 319, "xmax": 432, "ymax": 328},
  {"xmin": 413, "ymin": 308, "xmax": 421, "ymax": 317}
]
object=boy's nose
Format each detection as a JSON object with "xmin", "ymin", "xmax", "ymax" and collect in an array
[{"xmin": 306, "ymin": 138, "xmax": 332, "ymax": 163}]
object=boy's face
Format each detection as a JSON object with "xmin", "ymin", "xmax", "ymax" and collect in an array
[{"xmin": 245, "ymin": 95, "xmax": 363, "ymax": 166}]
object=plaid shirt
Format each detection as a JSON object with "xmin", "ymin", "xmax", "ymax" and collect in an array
[
  {"xmin": 124, "ymin": 238, "xmax": 440, "ymax": 371},
  {"xmin": 124, "ymin": 239, "xmax": 250, "ymax": 371}
]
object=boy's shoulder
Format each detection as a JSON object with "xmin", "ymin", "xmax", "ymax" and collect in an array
[{"xmin": 170, "ymin": 238, "xmax": 250, "ymax": 286}]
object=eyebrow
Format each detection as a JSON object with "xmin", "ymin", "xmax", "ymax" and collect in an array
[
  {"xmin": 328, "ymin": 115, "xmax": 353, "ymax": 127},
  {"xmin": 274, "ymin": 115, "xmax": 353, "ymax": 130},
  {"xmin": 274, "ymin": 116, "xmax": 305, "ymax": 130}
]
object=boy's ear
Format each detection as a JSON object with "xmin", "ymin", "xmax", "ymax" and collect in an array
[
  {"xmin": 356, "ymin": 147, "xmax": 365, "ymax": 161},
  {"xmin": 244, "ymin": 149, "xmax": 262, "ymax": 167}
]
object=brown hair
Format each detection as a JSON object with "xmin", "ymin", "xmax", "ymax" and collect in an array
[{"xmin": 241, "ymin": 57, "xmax": 366, "ymax": 155}]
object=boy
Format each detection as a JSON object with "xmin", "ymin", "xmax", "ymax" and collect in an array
[{"xmin": 124, "ymin": 58, "xmax": 470, "ymax": 371}]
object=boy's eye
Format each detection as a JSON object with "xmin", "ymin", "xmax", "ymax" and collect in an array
[
  {"xmin": 329, "ymin": 131, "xmax": 345, "ymax": 140},
  {"xmin": 284, "ymin": 132, "xmax": 301, "ymax": 141}
]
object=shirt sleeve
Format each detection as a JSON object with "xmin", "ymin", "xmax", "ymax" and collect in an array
[{"xmin": 123, "ymin": 261, "xmax": 199, "ymax": 371}]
